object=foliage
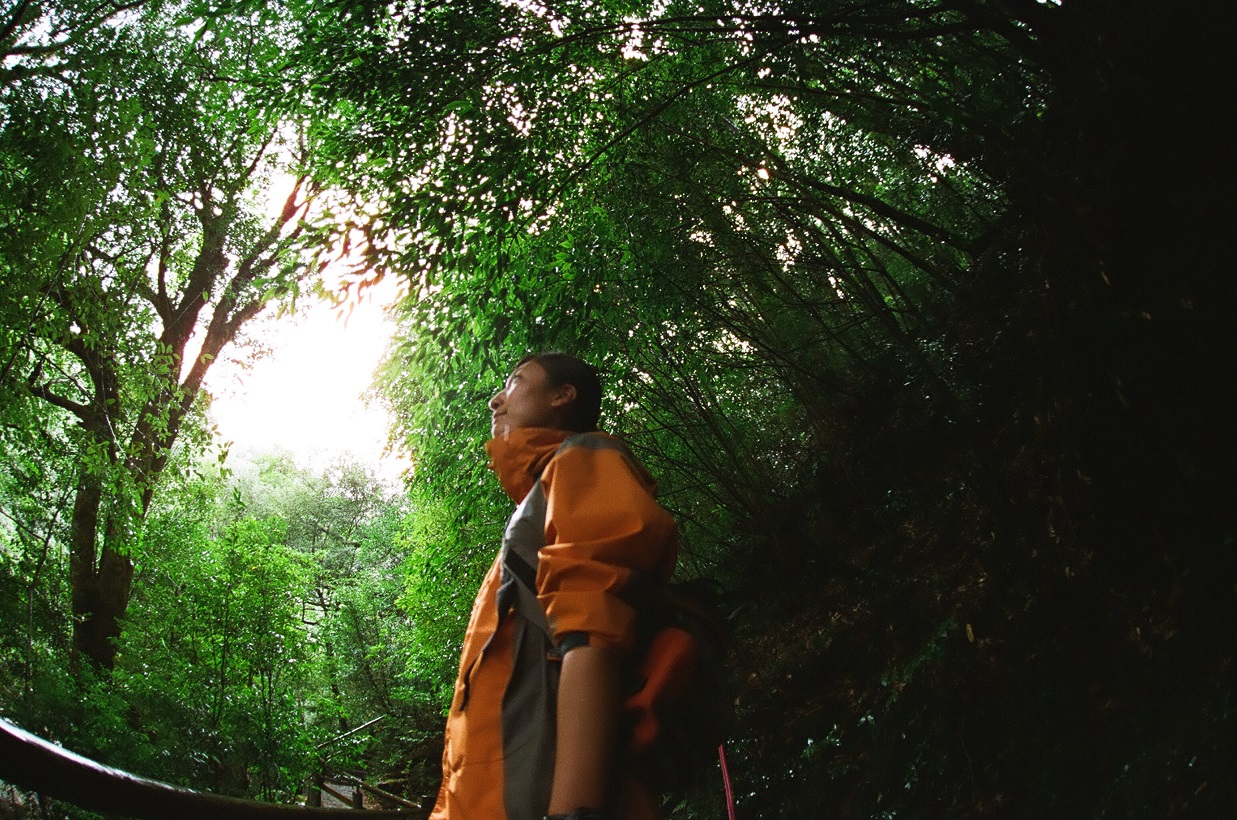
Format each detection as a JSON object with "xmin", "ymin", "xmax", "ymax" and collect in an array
[
  {"xmin": 0, "ymin": 443, "xmax": 444, "ymax": 809},
  {"xmin": 119, "ymin": 498, "xmax": 316, "ymax": 799},
  {"xmin": 227, "ymin": 452, "xmax": 438, "ymax": 777},
  {"xmin": 340, "ymin": 0, "xmax": 1021, "ymax": 578}
]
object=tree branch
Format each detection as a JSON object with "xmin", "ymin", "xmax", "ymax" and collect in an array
[
  {"xmin": 26, "ymin": 380, "xmax": 93, "ymax": 426},
  {"xmin": 0, "ymin": 0, "xmax": 37, "ymax": 52}
]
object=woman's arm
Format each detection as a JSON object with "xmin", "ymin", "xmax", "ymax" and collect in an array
[{"xmin": 547, "ymin": 644, "xmax": 622, "ymax": 815}]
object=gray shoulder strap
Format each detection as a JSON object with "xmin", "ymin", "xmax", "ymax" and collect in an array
[{"xmin": 501, "ymin": 433, "xmax": 640, "ymax": 641}]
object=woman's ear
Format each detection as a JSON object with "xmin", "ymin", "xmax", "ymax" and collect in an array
[{"xmin": 550, "ymin": 382, "xmax": 578, "ymax": 410}]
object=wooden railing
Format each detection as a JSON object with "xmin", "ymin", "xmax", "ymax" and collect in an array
[{"xmin": 0, "ymin": 718, "xmax": 422, "ymax": 818}]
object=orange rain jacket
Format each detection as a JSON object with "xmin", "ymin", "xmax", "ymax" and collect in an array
[{"xmin": 430, "ymin": 427, "xmax": 679, "ymax": 820}]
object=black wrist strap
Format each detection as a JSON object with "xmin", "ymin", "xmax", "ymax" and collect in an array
[{"xmin": 544, "ymin": 810, "xmax": 611, "ymax": 820}]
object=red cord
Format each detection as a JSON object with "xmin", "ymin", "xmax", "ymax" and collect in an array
[{"xmin": 719, "ymin": 743, "xmax": 736, "ymax": 820}]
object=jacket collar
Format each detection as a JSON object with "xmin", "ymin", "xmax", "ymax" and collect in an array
[{"xmin": 485, "ymin": 427, "xmax": 573, "ymax": 502}]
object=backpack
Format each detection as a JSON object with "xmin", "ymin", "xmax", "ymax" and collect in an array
[{"xmin": 622, "ymin": 578, "xmax": 733, "ymax": 792}]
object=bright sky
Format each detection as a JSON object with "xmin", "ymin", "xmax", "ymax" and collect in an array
[{"xmin": 205, "ymin": 276, "xmax": 409, "ymax": 486}]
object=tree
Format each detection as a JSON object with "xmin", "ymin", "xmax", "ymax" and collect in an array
[
  {"xmin": 230, "ymin": 452, "xmax": 413, "ymax": 729},
  {"xmin": 0, "ymin": 2, "xmax": 332, "ymax": 670},
  {"xmin": 342, "ymin": 0, "xmax": 1023, "ymax": 569},
  {"xmin": 119, "ymin": 469, "xmax": 318, "ymax": 800}
]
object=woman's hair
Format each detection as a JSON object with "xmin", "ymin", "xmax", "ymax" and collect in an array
[{"xmin": 517, "ymin": 351, "xmax": 602, "ymax": 432}]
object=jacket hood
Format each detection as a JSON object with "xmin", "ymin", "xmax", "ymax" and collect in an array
[
  {"xmin": 485, "ymin": 427, "xmax": 573, "ymax": 501},
  {"xmin": 486, "ymin": 428, "xmax": 659, "ymax": 502}
]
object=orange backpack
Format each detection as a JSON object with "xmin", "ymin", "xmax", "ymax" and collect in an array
[{"xmin": 622, "ymin": 579, "xmax": 733, "ymax": 791}]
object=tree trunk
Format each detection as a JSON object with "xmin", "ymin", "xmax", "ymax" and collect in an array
[
  {"xmin": 60, "ymin": 175, "xmax": 313, "ymax": 673},
  {"xmin": 70, "ymin": 545, "xmax": 134, "ymax": 671},
  {"xmin": 68, "ymin": 468, "xmax": 134, "ymax": 671}
]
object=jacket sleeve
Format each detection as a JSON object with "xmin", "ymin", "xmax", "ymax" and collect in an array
[{"xmin": 535, "ymin": 443, "xmax": 678, "ymax": 654}]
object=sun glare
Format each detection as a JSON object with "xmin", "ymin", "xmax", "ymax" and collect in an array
[{"xmin": 205, "ymin": 275, "xmax": 408, "ymax": 486}]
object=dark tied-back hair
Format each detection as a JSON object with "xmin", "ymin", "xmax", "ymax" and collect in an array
[{"xmin": 518, "ymin": 351, "xmax": 602, "ymax": 433}]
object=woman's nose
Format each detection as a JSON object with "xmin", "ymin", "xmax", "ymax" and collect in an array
[{"xmin": 489, "ymin": 389, "xmax": 504, "ymax": 410}]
